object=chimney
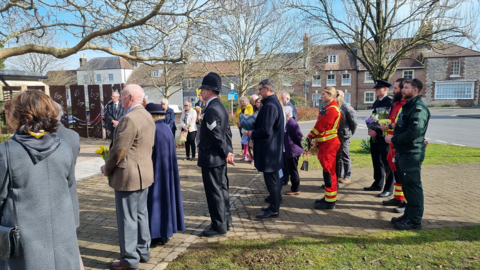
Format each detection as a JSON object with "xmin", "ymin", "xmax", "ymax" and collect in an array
[
  {"xmin": 303, "ymin": 33, "xmax": 310, "ymax": 69},
  {"xmin": 128, "ymin": 45, "xmax": 140, "ymax": 69},
  {"xmin": 79, "ymin": 54, "xmax": 87, "ymax": 67}
]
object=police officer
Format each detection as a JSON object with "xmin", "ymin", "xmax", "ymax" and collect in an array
[
  {"xmin": 385, "ymin": 78, "xmax": 430, "ymax": 230},
  {"xmin": 197, "ymin": 72, "xmax": 235, "ymax": 237},
  {"xmin": 365, "ymin": 80, "xmax": 394, "ymax": 198}
]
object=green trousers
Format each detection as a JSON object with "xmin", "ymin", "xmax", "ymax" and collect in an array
[{"xmin": 396, "ymin": 152, "xmax": 425, "ymax": 224}]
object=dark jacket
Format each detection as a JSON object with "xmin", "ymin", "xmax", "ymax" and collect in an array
[
  {"xmin": 164, "ymin": 107, "xmax": 177, "ymax": 134},
  {"xmin": 392, "ymin": 95, "xmax": 430, "ymax": 154},
  {"xmin": 105, "ymin": 100, "xmax": 126, "ymax": 131},
  {"xmin": 370, "ymin": 96, "xmax": 393, "ymax": 144},
  {"xmin": 284, "ymin": 101, "xmax": 297, "ymax": 121},
  {"xmin": 197, "ymin": 97, "xmax": 233, "ymax": 168},
  {"xmin": 338, "ymin": 103, "xmax": 358, "ymax": 141},
  {"xmin": 56, "ymin": 125, "xmax": 81, "ymax": 164},
  {"xmin": 252, "ymin": 94, "xmax": 284, "ymax": 172},
  {"xmin": 284, "ymin": 118, "xmax": 303, "ymax": 158}
]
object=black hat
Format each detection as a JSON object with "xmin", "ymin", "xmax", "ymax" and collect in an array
[
  {"xmin": 145, "ymin": 103, "xmax": 166, "ymax": 115},
  {"xmin": 199, "ymin": 72, "xmax": 222, "ymax": 93},
  {"xmin": 373, "ymin": 79, "xmax": 392, "ymax": 89}
]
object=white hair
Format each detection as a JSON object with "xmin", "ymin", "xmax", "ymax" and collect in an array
[
  {"xmin": 112, "ymin": 91, "xmax": 120, "ymax": 97},
  {"xmin": 238, "ymin": 96, "xmax": 249, "ymax": 105},
  {"xmin": 143, "ymin": 95, "xmax": 149, "ymax": 102},
  {"xmin": 281, "ymin": 91, "xmax": 290, "ymax": 99},
  {"xmin": 161, "ymin": 98, "xmax": 169, "ymax": 105},
  {"xmin": 284, "ymin": 106, "xmax": 293, "ymax": 118}
]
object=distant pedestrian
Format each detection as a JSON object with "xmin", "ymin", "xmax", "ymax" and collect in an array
[
  {"xmin": 161, "ymin": 98, "xmax": 177, "ymax": 136},
  {"xmin": 281, "ymin": 92, "xmax": 297, "ymax": 120},
  {"xmin": 250, "ymin": 94, "xmax": 259, "ymax": 112},
  {"xmin": 246, "ymin": 79, "xmax": 284, "ymax": 219},
  {"xmin": 235, "ymin": 96, "xmax": 253, "ymax": 157},
  {"xmin": 336, "ymin": 90, "xmax": 357, "ymax": 184},
  {"xmin": 105, "ymin": 91, "xmax": 126, "ymax": 140},
  {"xmin": 283, "ymin": 106, "xmax": 304, "ymax": 195},
  {"xmin": 180, "ymin": 101, "xmax": 197, "ymax": 161}
]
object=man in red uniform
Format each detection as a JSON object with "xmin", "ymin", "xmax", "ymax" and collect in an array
[
  {"xmin": 308, "ymin": 87, "xmax": 342, "ymax": 210},
  {"xmin": 382, "ymin": 78, "xmax": 407, "ymax": 211}
]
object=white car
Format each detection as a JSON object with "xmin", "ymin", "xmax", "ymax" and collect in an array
[{"xmin": 169, "ymin": 104, "xmax": 182, "ymax": 114}]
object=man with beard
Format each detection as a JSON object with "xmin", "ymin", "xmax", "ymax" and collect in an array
[
  {"xmin": 385, "ymin": 78, "xmax": 430, "ymax": 230},
  {"xmin": 381, "ymin": 78, "xmax": 407, "ymax": 212}
]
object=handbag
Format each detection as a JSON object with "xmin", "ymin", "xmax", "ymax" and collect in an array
[
  {"xmin": 179, "ymin": 130, "xmax": 188, "ymax": 142},
  {"xmin": 300, "ymin": 153, "xmax": 309, "ymax": 171},
  {"xmin": 0, "ymin": 141, "xmax": 21, "ymax": 261}
]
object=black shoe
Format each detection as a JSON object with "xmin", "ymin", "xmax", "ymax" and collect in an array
[
  {"xmin": 261, "ymin": 206, "xmax": 270, "ymax": 212},
  {"xmin": 183, "ymin": 157, "xmax": 190, "ymax": 161},
  {"xmin": 283, "ymin": 181, "xmax": 289, "ymax": 186},
  {"xmin": 264, "ymin": 197, "xmax": 283, "ymax": 204},
  {"xmin": 191, "ymin": 157, "xmax": 196, "ymax": 161},
  {"xmin": 377, "ymin": 191, "xmax": 393, "ymax": 198},
  {"xmin": 227, "ymin": 224, "xmax": 232, "ymax": 231},
  {"xmin": 314, "ymin": 198, "xmax": 325, "ymax": 204},
  {"xmin": 364, "ymin": 186, "xmax": 382, "ymax": 191},
  {"xmin": 394, "ymin": 218, "xmax": 422, "ymax": 230},
  {"xmin": 314, "ymin": 201, "xmax": 335, "ymax": 210},
  {"xmin": 202, "ymin": 228, "xmax": 227, "ymax": 237},
  {"xmin": 394, "ymin": 202, "xmax": 406, "ymax": 213},
  {"xmin": 256, "ymin": 209, "xmax": 279, "ymax": 218},
  {"xmin": 391, "ymin": 215, "xmax": 407, "ymax": 224},
  {"xmin": 383, "ymin": 198, "xmax": 402, "ymax": 206}
]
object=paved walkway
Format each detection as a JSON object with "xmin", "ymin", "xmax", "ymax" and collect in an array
[{"xmin": 75, "ymin": 140, "xmax": 480, "ymax": 270}]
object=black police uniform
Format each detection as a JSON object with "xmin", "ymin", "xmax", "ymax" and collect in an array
[
  {"xmin": 392, "ymin": 94, "xmax": 430, "ymax": 229},
  {"xmin": 197, "ymin": 73, "xmax": 233, "ymax": 236}
]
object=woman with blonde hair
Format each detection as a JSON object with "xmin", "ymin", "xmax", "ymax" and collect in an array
[
  {"xmin": 235, "ymin": 96, "xmax": 253, "ymax": 160},
  {"xmin": 307, "ymin": 86, "xmax": 343, "ymax": 210}
]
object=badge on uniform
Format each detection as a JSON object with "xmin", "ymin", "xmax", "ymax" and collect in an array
[
  {"xmin": 320, "ymin": 107, "xmax": 327, "ymax": 116},
  {"xmin": 207, "ymin": 121, "xmax": 217, "ymax": 130}
]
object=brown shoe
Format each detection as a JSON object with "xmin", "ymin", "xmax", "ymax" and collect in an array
[
  {"xmin": 238, "ymin": 150, "xmax": 244, "ymax": 156},
  {"xmin": 339, "ymin": 178, "xmax": 351, "ymax": 183},
  {"xmin": 109, "ymin": 261, "xmax": 137, "ymax": 270},
  {"xmin": 285, "ymin": 191, "xmax": 301, "ymax": 195}
]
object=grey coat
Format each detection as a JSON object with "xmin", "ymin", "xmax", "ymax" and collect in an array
[
  {"xmin": 0, "ymin": 134, "xmax": 80, "ymax": 270},
  {"xmin": 337, "ymin": 103, "xmax": 358, "ymax": 141}
]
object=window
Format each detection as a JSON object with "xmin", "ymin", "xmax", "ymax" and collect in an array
[
  {"xmin": 451, "ymin": 60, "xmax": 461, "ymax": 76},
  {"xmin": 312, "ymin": 93, "xmax": 321, "ymax": 107},
  {"xmin": 152, "ymin": 70, "xmax": 160, "ymax": 78},
  {"xmin": 186, "ymin": 79, "xmax": 195, "ymax": 88},
  {"xmin": 344, "ymin": 93, "xmax": 352, "ymax": 104},
  {"xmin": 108, "ymin": 74, "xmax": 114, "ymax": 82},
  {"xmin": 282, "ymin": 75, "xmax": 292, "ymax": 86},
  {"xmin": 364, "ymin": 91, "xmax": 375, "ymax": 103},
  {"xmin": 365, "ymin": 72, "xmax": 373, "ymax": 83},
  {"xmin": 341, "ymin": 74, "xmax": 351, "ymax": 85},
  {"xmin": 327, "ymin": 74, "xmax": 336, "ymax": 86},
  {"xmin": 403, "ymin": 70, "xmax": 414, "ymax": 79},
  {"xmin": 83, "ymin": 75, "xmax": 89, "ymax": 83},
  {"xmin": 96, "ymin": 74, "xmax": 102, "ymax": 82},
  {"xmin": 435, "ymin": 82, "xmax": 474, "ymax": 99},
  {"xmin": 312, "ymin": 75, "xmax": 321, "ymax": 86},
  {"xmin": 328, "ymin": 54, "xmax": 338, "ymax": 64}
]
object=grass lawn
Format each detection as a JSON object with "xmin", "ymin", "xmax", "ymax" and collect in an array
[
  {"xmin": 167, "ymin": 227, "xmax": 480, "ymax": 269},
  {"xmin": 299, "ymin": 139, "xmax": 480, "ymax": 171}
]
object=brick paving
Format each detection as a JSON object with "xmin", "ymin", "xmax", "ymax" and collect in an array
[{"xmin": 76, "ymin": 140, "xmax": 480, "ymax": 269}]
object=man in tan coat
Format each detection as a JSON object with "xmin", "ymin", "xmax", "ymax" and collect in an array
[{"xmin": 101, "ymin": 84, "xmax": 155, "ymax": 270}]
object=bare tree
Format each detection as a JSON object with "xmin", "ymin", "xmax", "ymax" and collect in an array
[
  {"xmin": 0, "ymin": 0, "xmax": 221, "ymax": 63},
  {"xmin": 194, "ymin": 0, "xmax": 307, "ymax": 97},
  {"xmin": 42, "ymin": 69, "xmax": 77, "ymax": 86},
  {"xmin": 286, "ymin": 0, "xmax": 480, "ymax": 80}
]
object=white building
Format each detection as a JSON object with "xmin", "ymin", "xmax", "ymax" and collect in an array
[{"xmin": 76, "ymin": 55, "xmax": 133, "ymax": 86}]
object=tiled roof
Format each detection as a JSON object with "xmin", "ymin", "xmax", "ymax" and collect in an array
[
  {"xmin": 421, "ymin": 44, "xmax": 480, "ymax": 58},
  {"xmin": 184, "ymin": 61, "xmax": 239, "ymax": 78},
  {"xmin": 77, "ymin": 57, "xmax": 133, "ymax": 71},
  {"xmin": 309, "ymin": 44, "xmax": 357, "ymax": 70}
]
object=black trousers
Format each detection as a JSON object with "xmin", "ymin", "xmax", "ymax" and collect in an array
[
  {"xmin": 238, "ymin": 129, "xmax": 244, "ymax": 150},
  {"xmin": 264, "ymin": 171, "xmax": 282, "ymax": 213},
  {"xmin": 370, "ymin": 142, "xmax": 394, "ymax": 192},
  {"xmin": 282, "ymin": 152, "xmax": 289, "ymax": 184},
  {"xmin": 201, "ymin": 165, "xmax": 232, "ymax": 233},
  {"xmin": 185, "ymin": 131, "xmax": 197, "ymax": 158},
  {"xmin": 286, "ymin": 156, "xmax": 300, "ymax": 192}
]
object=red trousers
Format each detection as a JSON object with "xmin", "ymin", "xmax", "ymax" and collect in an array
[
  {"xmin": 318, "ymin": 142, "xmax": 340, "ymax": 202},
  {"xmin": 388, "ymin": 144, "xmax": 404, "ymax": 201}
]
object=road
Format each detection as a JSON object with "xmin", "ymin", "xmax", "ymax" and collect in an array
[{"xmin": 231, "ymin": 107, "xmax": 480, "ymax": 148}]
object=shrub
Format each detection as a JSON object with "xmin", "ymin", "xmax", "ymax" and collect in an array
[
  {"xmin": 360, "ymin": 138, "xmax": 371, "ymax": 154},
  {"xmin": 296, "ymin": 107, "xmax": 319, "ymax": 122}
]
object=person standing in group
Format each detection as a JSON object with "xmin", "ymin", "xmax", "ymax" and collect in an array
[
  {"xmin": 247, "ymin": 97, "xmax": 262, "ymax": 165},
  {"xmin": 382, "ymin": 78, "xmax": 407, "ymax": 212},
  {"xmin": 385, "ymin": 78, "xmax": 430, "ymax": 230},
  {"xmin": 308, "ymin": 86, "xmax": 342, "ymax": 210},
  {"xmin": 0, "ymin": 90, "xmax": 81, "ymax": 270},
  {"xmin": 250, "ymin": 94, "xmax": 259, "ymax": 113},
  {"xmin": 161, "ymin": 98, "xmax": 177, "ymax": 136},
  {"xmin": 365, "ymin": 80, "xmax": 394, "ymax": 198},
  {"xmin": 197, "ymin": 72, "xmax": 235, "ymax": 237},
  {"xmin": 145, "ymin": 103, "xmax": 185, "ymax": 246},
  {"xmin": 142, "ymin": 95, "xmax": 149, "ymax": 107},
  {"xmin": 101, "ymin": 84, "xmax": 155, "ymax": 270},
  {"xmin": 180, "ymin": 102, "xmax": 198, "ymax": 161},
  {"xmin": 335, "ymin": 90, "xmax": 357, "ymax": 184},
  {"xmin": 283, "ymin": 106, "xmax": 304, "ymax": 196},
  {"xmin": 281, "ymin": 92, "xmax": 297, "ymax": 120},
  {"xmin": 235, "ymin": 96, "xmax": 254, "ymax": 157},
  {"xmin": 195, "ymin": 95, "xmax": 207, "ymax": 154},
  {"xmin": 105, "ymin": 91, "xmax": 126, "ymax": 140},
  {"xmin": 246, "ymin": 79, "xmax": 284, "ymax": 218}
]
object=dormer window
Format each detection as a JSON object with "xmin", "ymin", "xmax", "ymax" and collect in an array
[
  {"xmin": 328, "ymin": 54, "xmax": 338, "ymax": 64},
  {"xmin": 152, "ymin": 70, "xmax": 160, "ymax": 78}
]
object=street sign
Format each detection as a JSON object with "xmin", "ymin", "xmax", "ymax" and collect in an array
[{"xmin": 227, "ymin": 92, "xmax": 238, "ymax": 101}]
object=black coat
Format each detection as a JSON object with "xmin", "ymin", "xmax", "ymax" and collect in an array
[
  {"xmin": 370, "ymin": 96, "xmax": 393, "ymax": 144},
  {"xmin": 197, "ymin": 97, "xmax": 233, "ymax": 168},
  {"xmin": 105, "ymin": 101, "xmax": 126, "ymax": 131},
  {"xmin": 164, "ymin": 107, "xmax": 177, "ymax": 134},
  {"xmin": 252, "ymin": 94, "xmax": 284, "ymax": 173}
]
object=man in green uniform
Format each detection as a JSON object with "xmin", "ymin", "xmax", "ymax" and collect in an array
[{"xmin": 385, "ymin": 78, "xmax": 430, "ymax": 230}]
